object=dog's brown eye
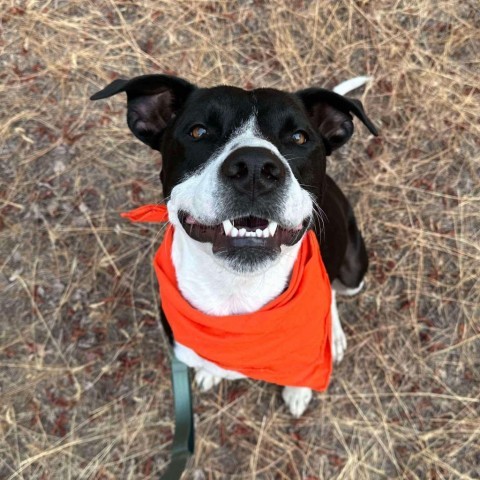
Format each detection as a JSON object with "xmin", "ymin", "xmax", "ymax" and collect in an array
[
  {"xmin": 190, "ymin": 125, "xmax": 207, "ymax": 139},
  {"xmin": 292, "ymin": 131, "xmax": 308, "ymax": 145}
]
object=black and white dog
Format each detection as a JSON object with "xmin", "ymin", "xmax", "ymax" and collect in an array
[{"xmin": 91, "ymin": 75, "xmax": 377, "ymax": 417}]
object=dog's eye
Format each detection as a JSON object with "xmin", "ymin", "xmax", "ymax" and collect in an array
[
  {"xmin": 190, "ymin": 125, "xmax": 207, "ymax": 139},
  {"xmin": 292, "ymin": 131, "xmax": 308, "ymax": 145}
]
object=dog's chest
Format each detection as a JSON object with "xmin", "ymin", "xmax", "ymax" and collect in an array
[{"xmin": 171, "ymin": 228, "xmax": 302, "ymax": 315}]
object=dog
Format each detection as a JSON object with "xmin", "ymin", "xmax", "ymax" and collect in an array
[{"xmin": 91, "ymin": 75, "xmax": 377, "ymax": 417}]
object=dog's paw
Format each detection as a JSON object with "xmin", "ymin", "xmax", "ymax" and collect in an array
[
  {"xmin": 332, "ymin": 319, "xmax": 347, "ymax": 364},
  {"xmin": 282, "ymin": 386, "xmax": 313, "ymax": 417},
  {"xmin": 194, "ymin": 368, "xmax": 222, "ymax": 392}
]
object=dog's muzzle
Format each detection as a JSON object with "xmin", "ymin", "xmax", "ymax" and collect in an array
[{"xmin": 177, "ymin": 146, "xmax": 310, "ymax": 265}]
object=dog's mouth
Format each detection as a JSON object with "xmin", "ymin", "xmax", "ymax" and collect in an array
[{"xmin": 178, "ymin": 211, "xmax": 310, "ymax": 254}]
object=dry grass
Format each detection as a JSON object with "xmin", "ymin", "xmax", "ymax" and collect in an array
[{"xmin": 1, "ymin": 0, "xmax": 479, "ymax": 478}]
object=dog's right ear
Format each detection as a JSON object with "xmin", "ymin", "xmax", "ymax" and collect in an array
[
  {"xmin": 296, "ymin": 88, "xmax": 378, "ymax": 155},
  {"xmin": 90, "ymin": 74, "xmax": 196, "ymax": 149}
]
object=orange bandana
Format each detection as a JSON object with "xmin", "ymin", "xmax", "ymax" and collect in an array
[{"xmin": 122, "ymin": 204, "xmax": 332, "ymax": 391}]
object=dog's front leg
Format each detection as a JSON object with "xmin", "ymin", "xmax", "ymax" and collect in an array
[{"xmin": 331, "ymin": 290, "xmax": 347, "ymax": 364}]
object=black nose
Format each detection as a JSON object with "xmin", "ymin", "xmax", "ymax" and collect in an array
[{"xmin": 220, "ymin": 147, "xmax": 286, "ymax": 198}]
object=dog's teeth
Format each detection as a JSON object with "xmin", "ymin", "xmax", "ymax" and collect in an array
[
  {"xmin": 238, "ymin": 228, "xmax": 246, "ymax": 237},
  {"xmin": 262, "ymin": 228, "xmax": 269, "ymax": 238},
  {"xmin": 231, "ymin": 227, "xmax": 239, "ymax": 237},
  {"xmin": 256, "ymin": 229, "xmax": 262, "ymax": 237},
  {"xmin": 246, "ymin": 232, "xmax": 254, "ymax": 237},
  {"xmin": 268, "ymin": 221, "xmax": 278, "ymax": 236},
  {"xmin": 222, "ymin": 219, "xmax": 233, "ymax": 236}
]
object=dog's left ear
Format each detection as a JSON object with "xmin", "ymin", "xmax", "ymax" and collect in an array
[
  {"xmin": 90, "ymin": 74, "xmax": 196, "ymax": 149},
  {"xmin": 296, "ymin": 88, "xmax": 378, "ymax": 155}
]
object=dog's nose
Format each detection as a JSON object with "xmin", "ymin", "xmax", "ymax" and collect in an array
[{"xmin": 220, "ymin": 147, "xmax": 286, "ymax": 198}]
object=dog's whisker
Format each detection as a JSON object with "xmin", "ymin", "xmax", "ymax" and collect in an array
[{"xmin": 309, "ymin": 196, "xmax": 327, "ymax": 243}]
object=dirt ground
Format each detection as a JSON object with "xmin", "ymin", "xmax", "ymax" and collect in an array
[{"xmin": 1, "ymin": 1, "xmax": 479, "ymax": 479}]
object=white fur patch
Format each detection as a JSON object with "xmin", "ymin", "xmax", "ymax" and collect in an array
[{"xmin": 330, "ymin": 290, "xmax": 347, "ymax": 364}]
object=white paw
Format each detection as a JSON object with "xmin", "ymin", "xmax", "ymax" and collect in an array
[
  {"xmin": 332, "ymin": 320, "xmax": 347, "ymax": 364},
  {"xmin": 282, "ymin": 386, "xmax": 313, "ymax": 417},
  {"xmin": 194, "ymin": 368, "xmax": 222, "ymax": 392}
]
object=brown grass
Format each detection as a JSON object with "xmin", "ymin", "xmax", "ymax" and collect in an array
[{"xmin": 1, "ymin": 1, "xmax": 479, "ymax": 479}]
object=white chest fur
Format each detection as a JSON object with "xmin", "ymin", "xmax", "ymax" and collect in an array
[
  {"xmin": 171, "ymin": 226, "xmax": 302, "ymax": 316},
  {"xmin": 170, "ymin": 226, "xmax": 302, "ymax": 377}
]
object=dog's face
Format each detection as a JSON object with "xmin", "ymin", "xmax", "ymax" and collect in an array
[{"xmin": 92, "ymin": 75, "xmax": 377, "ymax": 272}]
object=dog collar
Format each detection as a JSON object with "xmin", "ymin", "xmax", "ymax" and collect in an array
[{"xmin": 122, "ymin": 204, "xmax": 332, "ymax": 391}]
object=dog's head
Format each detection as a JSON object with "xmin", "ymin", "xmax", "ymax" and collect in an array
[{"xmin": 91, "ymin": 75, "xmax": 377, "ymax": 272}]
